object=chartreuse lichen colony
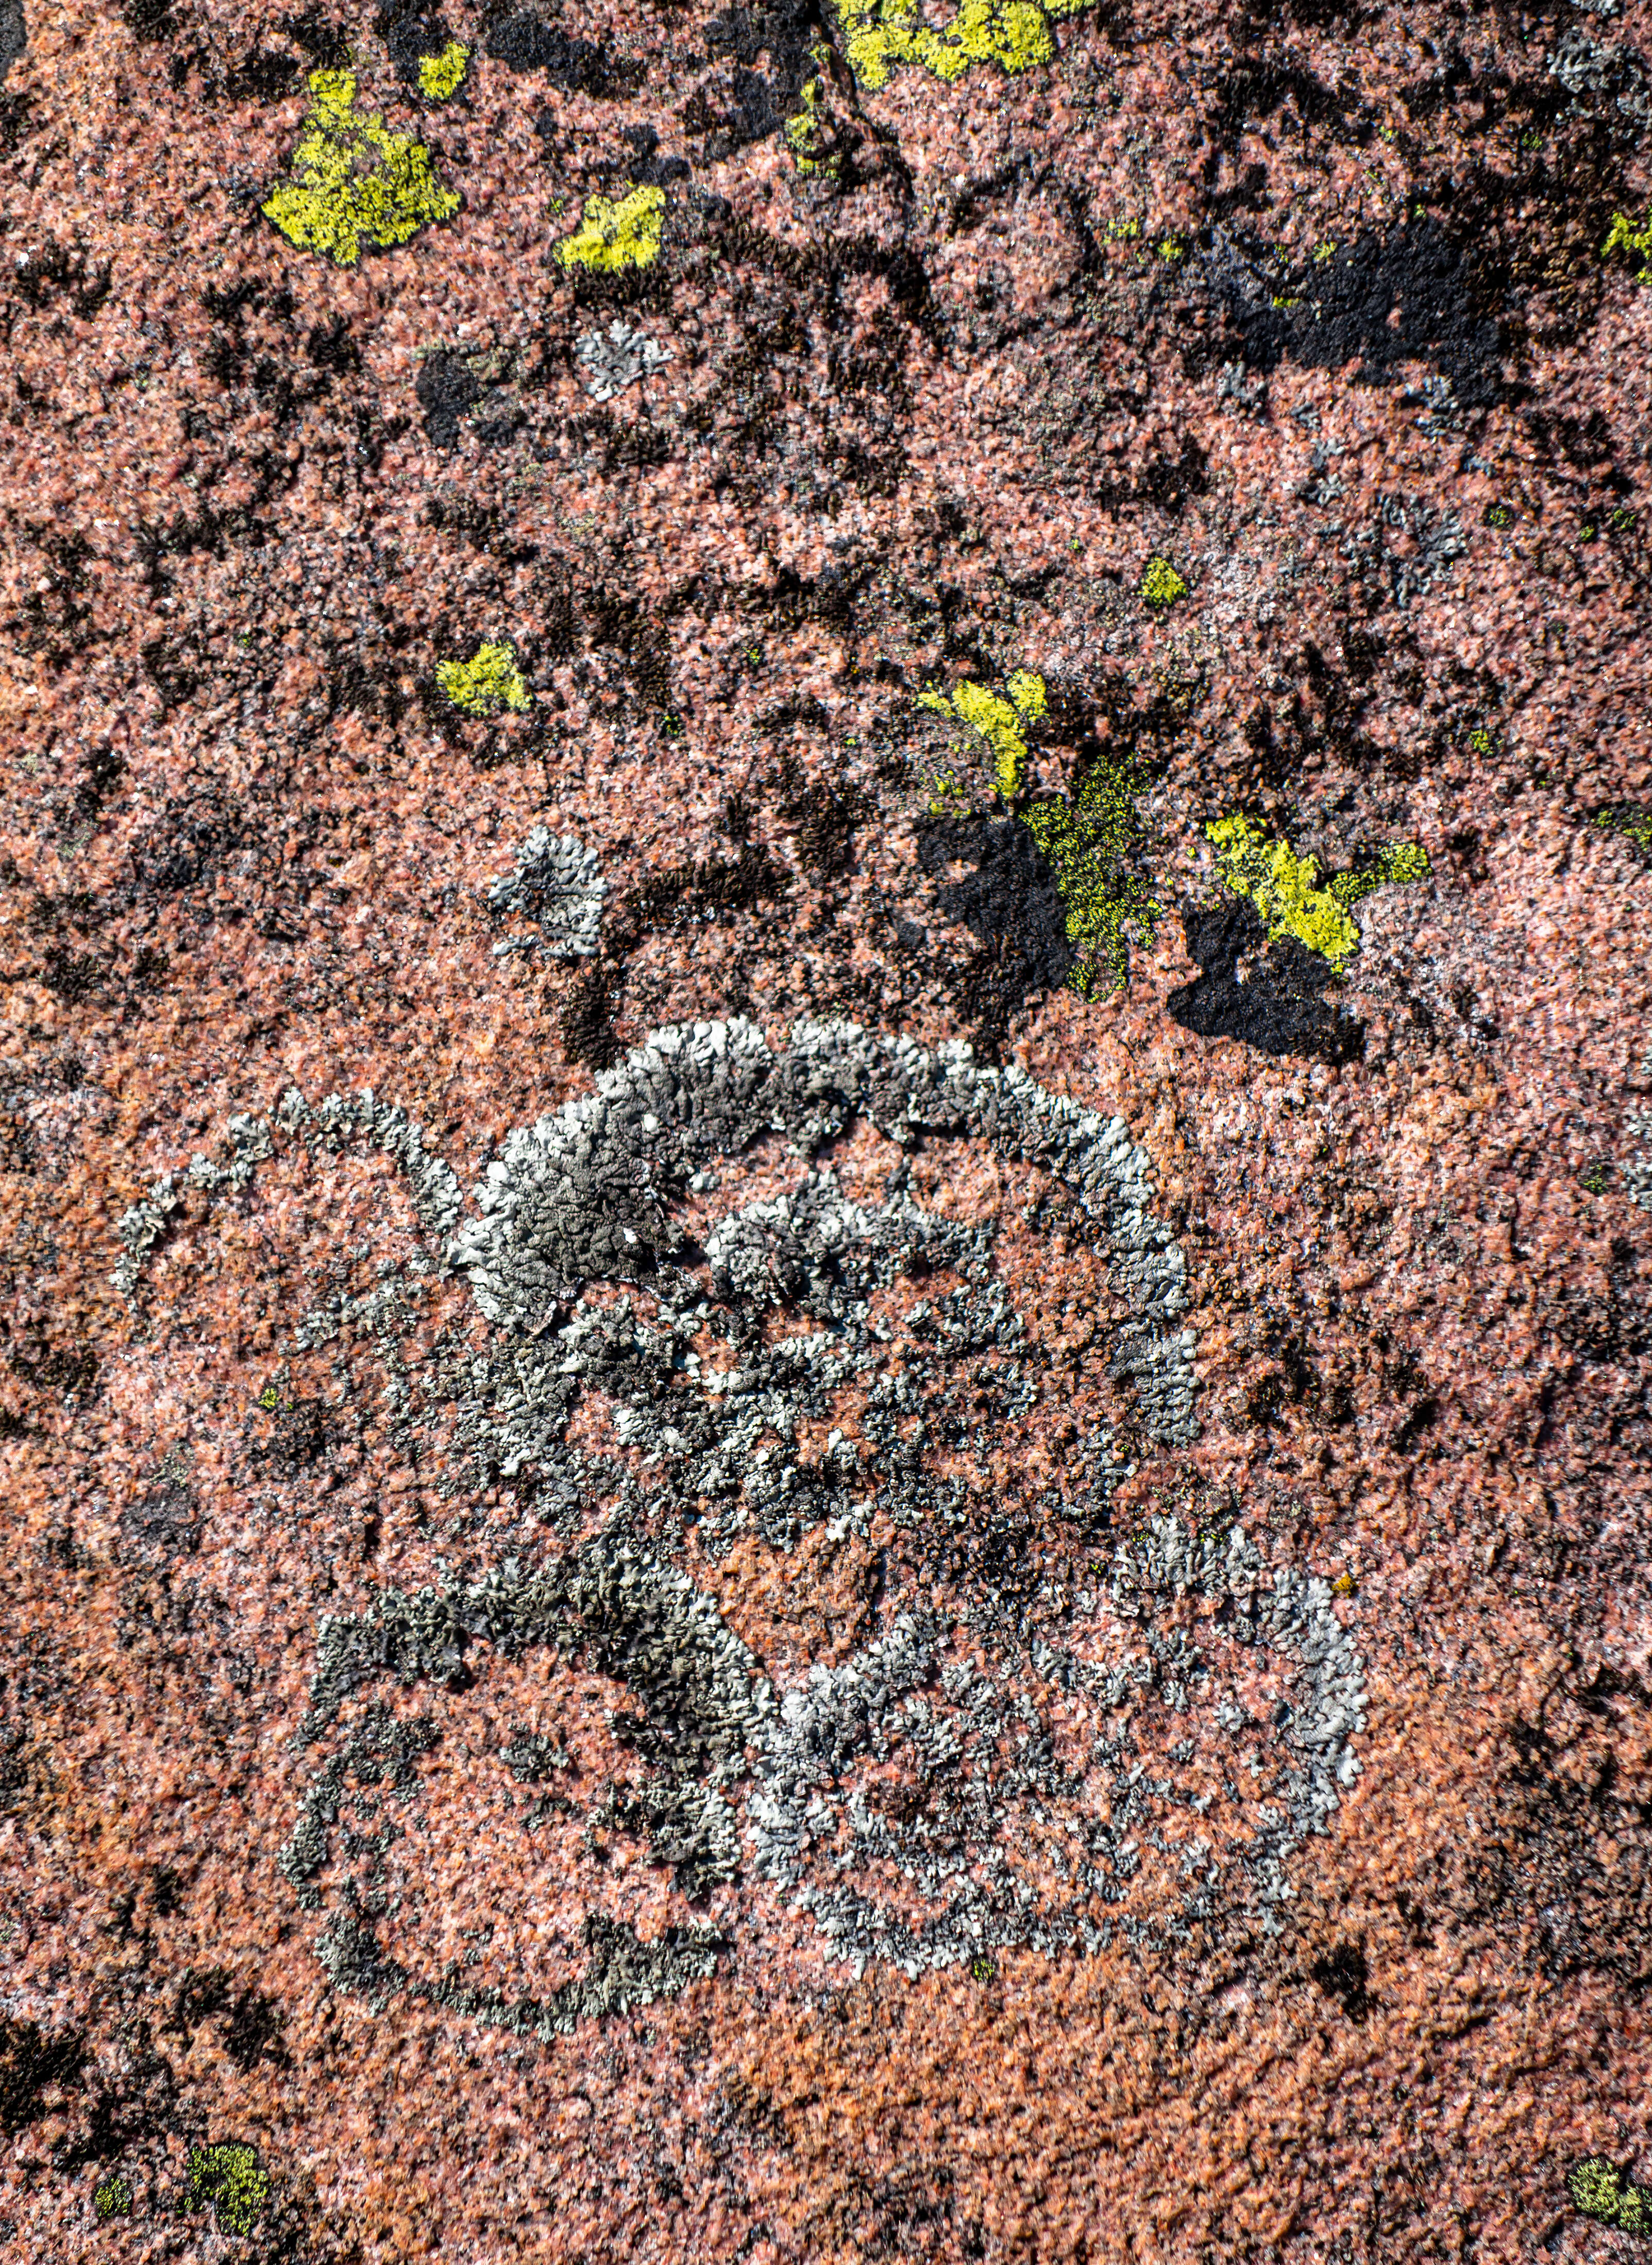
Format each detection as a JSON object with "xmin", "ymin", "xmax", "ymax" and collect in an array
[
  {"xmin": 1207, "ymin": 816, "xmax": 1430, "ymax": 970},
  {"xmin": 829, "ymin": 0, "xmax": 1095, "ymax": 88},
  {"xmin": 261, "ymin": 70, "xmax": 460, "ymax": 265}
]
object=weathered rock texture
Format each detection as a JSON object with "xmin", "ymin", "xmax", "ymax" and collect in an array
[{"xmin": 1, "ymin": 0, "xmax": 1650, "ymax": 2256}]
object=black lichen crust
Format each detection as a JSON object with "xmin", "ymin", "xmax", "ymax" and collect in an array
[{"xmin": 1168, "ymin": 900, "xmax": 1367, "ymax": 1066}]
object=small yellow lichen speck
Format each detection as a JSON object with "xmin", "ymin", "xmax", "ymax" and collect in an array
[
  {"xmin": 1602, "ymin": 210, "xmax": 1652, "ymax": 279},
  {"xmin": 437, "ymin": 640, "xmax": 530, "ymax": 717},
  {"xmin": 554, "ymin": 184, "xmax": 666, "ymax": 274},
  {"xmin": 261, "ymin": 69, "xmax": 461, "ymax": 267},
  {"xmin": 418, "ymin": 40, "xmax": 470, "ymax": 101},
  {"xmin": 1140, "ymin": 556, "xmax": 1188, "ymax": 610}
]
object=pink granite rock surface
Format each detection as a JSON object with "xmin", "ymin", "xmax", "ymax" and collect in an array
[{"xmin": 2, "ymin": 0, "xmax": 1651, "ymax": 2255}]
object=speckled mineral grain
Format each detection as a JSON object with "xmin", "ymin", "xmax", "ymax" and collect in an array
[{"xmin": 2, "ymin": 0, "xmax": 1651, "ymax": 2256}]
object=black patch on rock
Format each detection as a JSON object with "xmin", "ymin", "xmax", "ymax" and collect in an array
[
  {"xmin": 121, "ymin": 1480, "xmax": 202, "ymax": 1558},
  {"xmin": 918, "ymin": 816, "xmax": 1074, "ymax": 1050},
  {"xmin": 415, "ymin": 349, "xmax": 481, "ymax": 448},
  {"xmin": 1167, "ymin": 899, "xmax": 1366, "ymax": 1064},
  {"xmin": 223, "ymin": 46, "xmax": 302, "ymax": 100},
  {"xmin": 1310, "ymin": 1937, "xmax": 1372, "ymax": 2022},
  {"xmin": 378, "ymin": 0, "xmax": 456, "ymax": 84},
  {"xmin": 616, "ymin": 123, "xmax": 691, "ymax": 186},
  {"xmin": 0, "ymin": 2016, "xmax": 84, "ymax": 2134},
  {"xmin": 1210, "ymin": 218, "xmax": 1506, "ymax": 407},
  {"xmin": 0, "ymin": 0, "xmax": 26, "ymax": 79},
  {"xmin": 485, "ymin": 12, "xmax": 613, "ymax": 92}
]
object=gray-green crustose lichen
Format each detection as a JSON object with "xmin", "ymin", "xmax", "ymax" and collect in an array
[{"xmin": 113, "ymin": 1022, "xmax": 1368, "ymax": 2025}]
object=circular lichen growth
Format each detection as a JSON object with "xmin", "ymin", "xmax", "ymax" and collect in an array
[{"xmin": 436, "ymin": 640, "xmax": 531, "ymax": 718}]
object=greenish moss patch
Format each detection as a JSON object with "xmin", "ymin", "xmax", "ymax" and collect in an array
[
  {"xmin": 554, "ymin": 184, "xmax": 665, "ymax": 275},
  {"xmin": 437, "ymin": 640, "xmax": 530, "ymax": 717},
  {"xmin": 1568, "ymin": 2156, "xmax": 1652, "ymax": 2236},
  {"xmin": 1022, "ymin": 757, "xmax": 1159, "ymax": 996},
  {"xmin": 185, "ymin": 2143, "xmax": 269, "ymax": 2239},
  {"xmin": 1596, "ymin": 804, "xmax": 1652, "ymax": 859},
  {"xmin": 93, "ymin": 2172, "xmax": 132, "ymax": 2222},
  {"xmin": 262, "ymin": 69, "xmax": 461, "ymax": 267}
]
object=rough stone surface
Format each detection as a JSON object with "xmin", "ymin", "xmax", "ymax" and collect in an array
[{"xmin": 2, "ymin": 0, "xmax": 1651, "ymax": 2256}]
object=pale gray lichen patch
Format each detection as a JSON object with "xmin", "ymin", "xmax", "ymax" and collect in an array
[
  {"xmin": 487, "ymin": 831, "xmax": 606, "ymax": 962},
  {"xmin": 120, "ymin": 1019, "xmax": 1368, "ymax": 2027},
  {"xmin": 451, "ymin": 1017, "xmax": 1197, "ymax": 1443},
  {"xmin": 575, "ymin": 318, "xmax": 674, "ymax": 403}
]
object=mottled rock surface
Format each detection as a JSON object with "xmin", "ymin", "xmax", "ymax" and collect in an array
[{"xmin": 2, "ymin": 0, "xmax": 1651, "ymax": 2256}]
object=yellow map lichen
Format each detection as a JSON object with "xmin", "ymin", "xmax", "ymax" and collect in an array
[
  {"xmin": 1140, "ymin": 555, "xmax": 1189, "ymax": 610},
  {"xmin": 921, "ymin": 671, "xmax": 1048, "ymax": 799},
  {"xmin": 262, "ymin": 70, "xmax": 461, "ymax": 266},
  {"xmin": 418, "ymin": 40, "xmax": 470, "ymax": 100},
  {"xmin": 1207, "ymin": 817, "xmax": 1361, "ymax": 969},
  {"xmin": 828, "ymin": 0, "xmax": 1090, "ymax": 92},
  {"xmin": 437, "ymin": 641, "xmax": 530, "ymax": 717},
  {"xmin": 1208, "ymin": 817, "xmax": 1430, "ymax": 971},
  {"xmin": 554, "ymin": 185, "xmax": 666, "ymax": 274},
  {"xmin": 1602, "ymin": 209, "xmax": 1652, "ymax": 280}
]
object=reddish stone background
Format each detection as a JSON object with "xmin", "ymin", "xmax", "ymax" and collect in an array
[{"xmin": 2, "ymin": 0, "xmax": 1651, "ymax": 2255}]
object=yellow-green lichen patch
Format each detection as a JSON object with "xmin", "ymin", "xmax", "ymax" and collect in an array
[
  {"xmin": 185, "ymin": 2143, "xmax": 269, "ymax": 2239},
  {"xmin": 828, "ymin": 0, "xmax": 1089, "ymax": 92},
  {"xmin": 923, "ymin": 671, "xmax": 1048, "ymax": 800},
  {"xmin": 1602, "ymin": 209, "xmax": 1652, "ymax": 279},
  {"xmin": 784, "ymin": 72, "xmax": 839, "ymax": 177},
  {"xmin": 1022, "ymin": 757, "xmax": 1159, "ymax": 996},
  {"xmin": 418, "ymin": 39, "xmax": 470, "ymax": 100},
  {"xmin": 554, "ymin": 185, "xmax": 665, "ymax": 274},
  {"xmin": 1596, "ymin": 803, "xmax": 1652, "ymax": 858},
  {"xmin": 261, "ymin": 69, "xmax": 462, "ymax": 267},
  {"xmin": 1207, "ymin": 816, "xmax": 1361, "ymax": 971},
  {"xmin": 1140, "ymin": 555, "xmax": 1188, "ymax": 610},
  {"xmin": 1326, "ymin": 840, "xmax": 1431, "ymax": 908},
  {"xmin": 1568, "ymin": 2157, "xmax": 1652, "ymax": 2236},
  {"xmin": 94, "ymin": 2172, "xmax": 132, "ymax": 2221},
  {"xmin": 437, "ymin": 640, "xmax": 530, "ymax": 717}
]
